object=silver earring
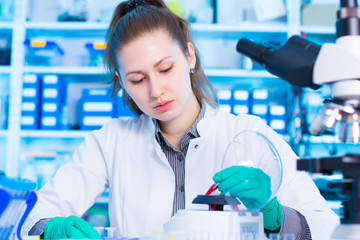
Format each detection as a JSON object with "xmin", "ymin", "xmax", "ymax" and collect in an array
[{"xmin": 190, "ymin": 68, "xmax": 195, "ymax": 74}]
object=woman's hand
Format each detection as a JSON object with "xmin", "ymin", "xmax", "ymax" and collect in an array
[
  {"xmin": 44, "ymin": 215, "xmax": 102, "ymax": 239},
  {"xmin": 213, "ymin": 166, "xmax": 283, "ymax": 230}
]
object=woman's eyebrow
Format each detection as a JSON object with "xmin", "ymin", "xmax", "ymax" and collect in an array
[
  {"xmin": 126, "ymin": 70, "xmax": 143, "ymax": 77},
  {"xmin": 153, "ymin": 56, "xmax": 172, "ymax": 68},
  {"xmin": 125, "ymin": 56, "xmax": 173, "ymax": 77}
]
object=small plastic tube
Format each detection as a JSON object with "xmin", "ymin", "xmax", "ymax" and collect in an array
[{"xmin": 105, "ymin": 227, "xmax": 117, "ymax": 238}]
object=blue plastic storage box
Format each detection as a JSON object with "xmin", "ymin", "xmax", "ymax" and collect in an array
[
  {"xmin": 24, "ymin": 39, "xmax": 64, "ymax": 66},
  {"xmin": 85, "ymin": 42, "xmax": 106, "ymax": 66},
  {"xmin": 0, "ymin": 0, "xmax": 14, "ymax": 21},
  {"xmin": 0, "ymin": 175, "xmax": 37, "ymax": 240},
  {"xmin": 80, "ymin": 88, "xmax": 115, "ymax": 130}
]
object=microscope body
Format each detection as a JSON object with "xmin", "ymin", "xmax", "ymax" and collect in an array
[{"xmin": 236, "ymin": 0, "xmax": 360, "ymax": 239}]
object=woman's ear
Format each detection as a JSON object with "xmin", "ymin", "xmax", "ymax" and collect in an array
[
  {"xmin": 187, "ymin": 42, "xmax": 196, "ymax": 69},
  {"xmin": 115, "ymin": 71, "xmax": 124, "ymax": 88}
]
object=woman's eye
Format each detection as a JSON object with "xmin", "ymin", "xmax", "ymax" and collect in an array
[
  {"xmin": 161, "ymin": 66, "xmax": 173, "ymax": 73},
  {"xmin": 132, "ymin": 78, "xmax": 144, "ymax": 85}
]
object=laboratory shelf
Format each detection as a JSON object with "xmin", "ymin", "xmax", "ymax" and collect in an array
[
  {"xmin": 0, "ymin": 22, "xmax": 13, "ymax": 29},
  {"xmin": 23, "ymin": 66, "xmax": 106, "ymax": 75},
  {"xmin": 20, "ymin": 130, "xmax": 90, "ymax": 139},
  {"xmin": 300, "ymin": 26, "xmax": 336, "ymax": 34},
  {"xmin": 25, "ymin": 21, "xmax": 109, "ymax": 30},
  {"xmin": 191, "ymin": 22, "xmax": 288, "ymax": 34},
  {"xmin": 0, "ymin": 66, "xmax": 11, "ymax": 74},
  {"xmin": 304, "ymin": 135, "xmax": 340, "ymax": 144},
  {"xmin": 0, "ymin": 130, "xmax": 8, "ymax": 137},
  {"xmin": 205, "ymin": 68, "xmax": 274, "ymax": 78},
  {"xmin": 22, "ymin": 67, "xmax": 274, "ymax": 78},
  {"xmin": 25, "ymin": 22, "xmax": 109, "ymax": 37},
  {"xmin": 24, "ymin": 21, "xmax": 289, "ymax": 34}
]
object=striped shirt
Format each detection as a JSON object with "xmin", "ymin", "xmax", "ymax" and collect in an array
[{"xmin": 153, "ymin": 106, "xmax": 205, "ymax": 216}]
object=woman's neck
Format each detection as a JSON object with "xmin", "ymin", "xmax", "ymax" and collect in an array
[{"xmin": 159, "ymin": 96, "xmax": 201, "ymax": 149}]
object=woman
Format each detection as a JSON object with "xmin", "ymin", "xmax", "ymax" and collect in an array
[{"xmin": 23, "ymin": 0, "xmax": 339, "ymax": 239}]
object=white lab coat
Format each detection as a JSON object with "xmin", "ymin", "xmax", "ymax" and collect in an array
[{"xmin": 22, "ymin": 105, "xmax": 339, "ymax": 239}]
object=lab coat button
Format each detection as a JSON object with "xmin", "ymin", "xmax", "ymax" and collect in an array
[
  {"xmin": 180, "ymin": 185, "xmax": 185, "ymax": 192},
  {"xmin": 194, "ymin": 144, "xmax": 199, "ymax": 149}
]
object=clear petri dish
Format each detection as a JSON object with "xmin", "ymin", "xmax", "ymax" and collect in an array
[{"xmin": 221, "ymin": 130, "xmax": 283, "ymax": 211}]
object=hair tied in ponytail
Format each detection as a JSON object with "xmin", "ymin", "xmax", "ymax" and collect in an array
[{"xmin": 124, "ymin": 0, "xmax": 148, "ymax": 14}]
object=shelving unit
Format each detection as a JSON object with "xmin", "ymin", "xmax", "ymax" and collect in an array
[
  {"xmin": 0, "ymin": 130, "xmax": 7, "ymax": 137},
  {"xmin": 0, "ymin": 66, "xmax": 11, "ymax": 74},
  {"xmin": 300, "ymin": 25, "xmax": 336, "ymax": 34},
  {"xmin": 0, "ymin": 22, "xmax": 13, "ymax": 29},
  {"xmin": 23, "ymin": 66, "xmax": 106, "ymax": 75},
  {"xmin": 20, "ymin": 130, "xmax": 90, "ymax": 139},
  {"xmin": 2, "ymin": 0, "xmax": 350, "ymax": 181}
]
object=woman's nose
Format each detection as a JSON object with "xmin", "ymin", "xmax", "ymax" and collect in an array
[{"xmin": 149, "ymin": 79, "xmax": 165, "ymax": 98}]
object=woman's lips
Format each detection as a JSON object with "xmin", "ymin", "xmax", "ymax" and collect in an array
[{"xmin": 155, "ymin": 101, "xmax": 173, "ymax": 112}]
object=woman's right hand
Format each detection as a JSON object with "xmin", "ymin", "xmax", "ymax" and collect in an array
[{"xmin": 44, "ymin": 215, "xmax": 102, "ymax": 239}]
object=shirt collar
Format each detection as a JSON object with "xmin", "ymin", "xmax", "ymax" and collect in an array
[{"xmin": 153, "ymin": 104, "xmax": 206, "ymax": 141}]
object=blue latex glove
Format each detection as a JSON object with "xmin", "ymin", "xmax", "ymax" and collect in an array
[
  {"xmin": 44, "ymin": 215, "xmax": 102, "ymax": 239},
  {"xmin": 213, "ymin": 166, "xmax": 283, "ymax": 230}
]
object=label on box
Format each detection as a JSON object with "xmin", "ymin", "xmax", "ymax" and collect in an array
[
  {"xmin": 43, "ymin": 103, "xmax": 58, "ymax": 112},
  {"xmin": 43, "ymin": 89, "xmax": 58, "ymax": 98},
  {"xmin": 23, "ymin": 74, "xmax": 37, "ymax": 83},
  {"xmin": 89, "ymin": 89, "xmax": 108, "ymax": 96},
  {"xmin": 219, "ymin": 104, "xmax": 231, "ymax": 113},
  {"xmin": 270, "ymin": 105, "xmax": 286, "ymax": 116},
  {"xmin": 42, "ymin": 116, "xmax": 57, "ymax": 126},
  {"xmin": 234, "ymin": 90, "xmax": 249, "ymax": 100},
  {"xmin": 22, "ymin": 102, "xmax": 36, "ymax": 111},
  {"xmin": 252, "ymin": 105, "xmax": 268, "ymax": 115},
  {"xmin": 43, "ymin": 75, "xmax": 59, "ymax": 84},
  {"xmin": 22, "ymin": 116, "xmax": 35, "ymax": 125},
  {"xmin": 83, "ymin": 102, "xmax": 113, "ymax": 112},
  {"xmin": 23, "ymin": 88, "xmax": 37, "ymax": 98},
  {"xmin": 270, "ymin": 119, "xmax": 286, "ymax": 130},
  {"xmin": 234, "ymin": 105, "xmax": 249, "ymax": 114},
  {"xmin": 253, "ymin": 89, "xmax": 268, "ymax": 100},
  {"xmin": 217, "ymin": 90, "xmax": 232, "ymax": 100},
  {"xmin": 83, "ymin": 116, "xmax": 112, "ymax": 126}
]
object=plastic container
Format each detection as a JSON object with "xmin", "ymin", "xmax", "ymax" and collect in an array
[
  {"xmin": 80, "ymin": 88, "xmax": 114, "ymax": 130},
  {"xmin": 85, "ymin": 42, "xmax": 106, "ymax": 66},
  {"xmin": 24, "ymin": 39, "xmax": 64, "ymax": 66},
  {"xmin": 0, "ymin": 175, "xmax": 37, "ymax": 240},
  {"xmin": 0, "ymin": 36, "xmax": 11, "ymax": 65},
  {"xmin": 0, "ymin": 0, "xmax": 14, "ymax": 21}
]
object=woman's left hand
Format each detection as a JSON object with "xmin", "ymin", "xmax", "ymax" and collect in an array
[{"xmin": 213, "ymin": 166, "xmax": 283, "ymax": 230}]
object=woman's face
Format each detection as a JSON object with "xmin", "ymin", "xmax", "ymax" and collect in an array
[{"xmin": 117, "ymin": 29, "xmax": 197, "ymax": 122}]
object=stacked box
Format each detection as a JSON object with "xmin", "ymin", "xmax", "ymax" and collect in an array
[
  {"xmin": 21, "ymin": 74, "xmax": 40, "ymax": 130},
  {"xmin": 269, "ymin": 105, "xmax": 287, "ymax": 134},
  {"xmin": 217, "ymin": 89, "xmax": 232, "ymax": 114},
  {"xmin": 85, "ymin": 42, "xmax": 106, "ymax": 66},
  {"xmin": 232, "ymin": 89, "xmax": 250, "ymax": 115},
  {"xmin": 24, "ymin": 39, "xmax": 64, "ymax": 66},
  {"xmin": 250, "ymin": 89, "xmax": 269, "ymax": 121},
  {"xmin": 40, "ymin": 75, "xmax": 65, "ymax": 130},
  {"xmin": 114, "ymin": 89, "xmax": 136, "ymax": 118},
  {"xmin": 80, "ymin": 88, "xmax": 114, "ymax": 130}
]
